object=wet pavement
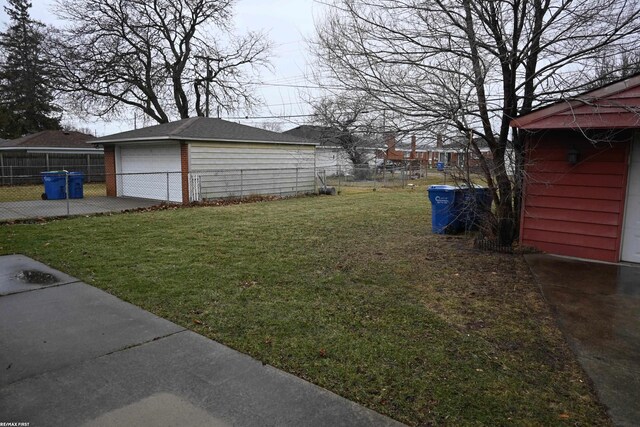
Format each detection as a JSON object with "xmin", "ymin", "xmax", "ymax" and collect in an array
[
  {"xmin": 0, "ymin": 196, "xmax": 159, "ymax": 221},
  {"xmin": 525, "ymin": 254, "xmax": 640, "ymax": 427},
  {"xmin": 0, "ymin": 255, "xmax": 403, "ymax": 427}
]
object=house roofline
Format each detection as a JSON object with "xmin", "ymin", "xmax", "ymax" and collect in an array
[{"xmin": 93, "ymin": 136, "xmax": 317, "ymax": 146}]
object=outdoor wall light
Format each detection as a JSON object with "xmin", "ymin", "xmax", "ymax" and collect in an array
[{"xmin": 567, "ymin": 146, "xmax": 580, "ymax": 165}]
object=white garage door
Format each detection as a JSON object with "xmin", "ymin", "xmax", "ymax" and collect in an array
[
  {"xmin": 622, "ymin": 137, "xmax": 640, "ymax": 263},
  {"xmin": 118, "ymin": 144, "xmax": 182, "ymax": 202}
]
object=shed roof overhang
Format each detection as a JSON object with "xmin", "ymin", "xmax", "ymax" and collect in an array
[{"xmin": 511, "ymin": 73, "xmax": 640, "ymax": 130}]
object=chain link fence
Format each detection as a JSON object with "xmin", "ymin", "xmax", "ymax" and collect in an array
[
  {"xmin": 318, "ymin": 164, "xmax": 425, "ymax": 191},
  {"xmin": 190, "ymin": 168, "xmax": 316, "ymax": 201},
  {"xmin": 0, "ymin": 167, "xmax": 318, "ymax": 221}
]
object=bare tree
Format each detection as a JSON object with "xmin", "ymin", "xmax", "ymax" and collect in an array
[
  {"xmin": 310, "ymin": 94, "xmax": 383, "ymax": 166},
  {"xmin": 61, "ymin": 124, "xmax": 93, "ymax": 135},
  {"xmin": 255, "ymin": 121, "xmax": 284, "ymax": 132},
  {"xmin": 312, "ymin": 0, "xmax": 640, "ymax": 244},
  {"xmin": 590, "ymin": 51, "xmax": 640, "ymax": 88},
  {"xmin": 51, "ymin": 0, "xmax": 271, "ymax": 124}
]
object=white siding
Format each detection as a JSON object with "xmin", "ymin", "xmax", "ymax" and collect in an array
[
  {"xmin": 315, "ymin": 147, "xmax": 352, "ymax": 175},
  {"xmin": 188, "ymin": 142, "xmax": 315, "ymax": 200},
  {"xmin": 315, "ymin": 146, "xmax": 379, "ymax": 176}
]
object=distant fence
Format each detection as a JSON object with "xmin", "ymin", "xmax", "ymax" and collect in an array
[
  {"xmin": 319, "ymin": 164, "xmax": 425, "ymax": 190},
  {"xmin": 0, "ymin": 152, "xmax": 104, "ymax": 185}
]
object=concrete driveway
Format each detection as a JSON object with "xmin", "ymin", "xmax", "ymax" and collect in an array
[
  {"xmin": 0, "ymin": 255, "xmax": 402, "ymax": 427},
  {"xmin": 526, "ymin": 254, "xmax": 640, "ymax": 427},
  {"xmin": 0, "ymin": 196, "xmax": 159, "ymax": 221}
]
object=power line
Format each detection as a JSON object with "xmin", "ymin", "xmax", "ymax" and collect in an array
[
  {"xmin": 257, "ymin": 82, "xmax": 342, "ymax": 90},
  {"xmin": 221, "ymin": 113, "xmax": 316, "ymax": 120}
]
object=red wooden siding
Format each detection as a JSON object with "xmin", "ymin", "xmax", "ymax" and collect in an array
[{"xmin": 520, "ymin": 131, "xmax": 631, "ymax": 262}]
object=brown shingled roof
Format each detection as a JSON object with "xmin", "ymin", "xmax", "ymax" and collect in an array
[
  {"xmin": 93, "ymin": 117, "xmax": 313, "ymax": 145},
  {"xmin": 3, "ymin": 130, "xmax": 95, "ymax": 149}
]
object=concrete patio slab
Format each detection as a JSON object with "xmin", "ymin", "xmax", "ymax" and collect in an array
[
  {"xmin": 0, "ymin": 282, "xmax": 184, "ymax": 386},
  {"xmin": 0, "ymin": 196, "xmax": 160, "ymax": 221},
  {"xmin": 1, "ymin": 331, "xmax": 401, "ymax": 427},
  {"xmin": 0, "ymin": 255, "xmax": 403, "ymax": 426},
  {"xmin": 525, "ymin": 254, "xmax": 640, "ymax": 427},
  {"xmin": 0, "ymin": 254, "xmax": 79, "ymax": 295}
]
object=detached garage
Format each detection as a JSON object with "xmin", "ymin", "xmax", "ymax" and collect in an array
[
  {"xmin": 93, "ymin": 117, "xmax": 317, "ymax": 203},
  {"xmin": 511, "ymin": 73, "xmax": 640, "ymax": 263}
]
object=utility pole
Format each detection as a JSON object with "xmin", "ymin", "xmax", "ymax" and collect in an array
[
  {"xmin": 195, "ymin": 55, "xmax": 222, "ymax": 118},
  {"xmin": 204, "ymin": 56, "xmax": 211, "ymax": 117}
]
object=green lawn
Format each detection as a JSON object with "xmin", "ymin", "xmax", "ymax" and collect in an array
[
  {"xmin": 0, "ymin": 188, "xmax": 609, "ymax": 426},
  {"xmin": 0, "ymin": 183, "xmax": 106, "ymax": 202}
]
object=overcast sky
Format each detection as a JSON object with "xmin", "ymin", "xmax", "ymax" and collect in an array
[{"xmin": 0, "ymin": 0, "xmax": 326, "ymax": 136}]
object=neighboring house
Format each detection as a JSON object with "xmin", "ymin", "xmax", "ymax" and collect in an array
[
  {"xmin": 426, "ymin": 134, "xmax": 515, "ymax": 175},
  {"xmin": 0, "ymin": 130, "xmax": 102, "ymax": 183},
  {"xmin": 376, "ymin": 134, "xmax": 429, "ymax": 169},
  {"xmin": 511, "ymin": 73, "xmax": 640, "ymax": 263},
  {"xmin": 284, "ymin": 125, "xmax": 379, "ymax": 175},
  {"xmin": 427, "ymin": 134, "xmax": 465, "ymax": 167},
  {"xmin": 93, "ymin": 117, "xmax": 317, "ymax": 203}
]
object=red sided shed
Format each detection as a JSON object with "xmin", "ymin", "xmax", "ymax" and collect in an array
[{"xmin": 511, "ymin": 74, "xmax": 640, "ymax": 263}]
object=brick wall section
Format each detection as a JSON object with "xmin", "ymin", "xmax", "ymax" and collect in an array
[
  {"xmin": 180, "ymin": 143, "xmax": 189, "ymax": 204},
  {"xmin": 104, "ymin": 145, "xmax": 116, "ymax": 197}
]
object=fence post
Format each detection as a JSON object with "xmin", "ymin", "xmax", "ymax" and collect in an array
[
  {"xmin": 166, "ymin": 172, "xmax": 170, "ymax": 202},
  {"xmin": 240, "ymin": 169, "xmax": 244, "ymax": 198},
  {"xmin": 10, "ymin": 165, "xmax": 13, "ymax": 186},
  {"xmin": 382, "ymin": 164, "xmax": 386, "ymax": 188},
  {"xmin": 65, "ymin": 172, "xmax": 70, "ymax": 216},
  {"xmin": 296, "ymin": 168, "xmax": 299, "ymax": 194}
]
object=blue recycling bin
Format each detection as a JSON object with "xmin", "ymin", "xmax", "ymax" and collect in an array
[
  {"xmin": 460, "ymin": 186, "xmax": 493, "ymax": 231},
  {"xmin": 436, "ymin": 162, "xmax": 445, "ymax": 171},
  {"xmin": 427, "ymin": 185, "xmax": 463, "ymax": 234},
  {"xmin": 67, "ymin": 172, "xmax": 84, "ymax": 199},
  {"xmin": 41, "ymin": 171, "xmax": 67, "ymax": 200}
]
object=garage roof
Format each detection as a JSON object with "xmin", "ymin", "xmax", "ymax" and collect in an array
[
  {"xmin": 93, "ymin": 117, "xmax": 316, "ymax": 145},
  {"xmin": 0, "ymin": 130, "xmax": 96, "ymax": 149},
  {"xmin": 0, "ymin": 130, "xmax": 100, "ymax": 153},
  {"xmin": 511, "ymin": 73, "xmax": 640, "ymax": 130}
]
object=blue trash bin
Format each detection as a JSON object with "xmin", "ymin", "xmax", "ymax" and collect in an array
[
  {"xmin": 475, "ymin": 186, "xmax": 492, "ymax": 222},
  {"xmin": 427, "ymin": 185, "xmax": 463, "ymax": 234},
  {"xmin": 436, "ymin": 162, "xmax": 445, "ymax": 171},
  {"xmin": 41, "ymin": 171, "xmax": 67, "ymax": 200},
  {"xmin": 67, "ymin": 172, "xmax": 84, "ymax": 199},
  {"xmin": 460, "ymin": 185, "xmax": 492, "ymax": 231}
]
